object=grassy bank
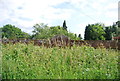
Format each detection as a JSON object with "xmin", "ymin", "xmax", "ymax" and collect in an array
[{"xmin": 2, "ymin": 43, "xmax": 119, "ymax": 79}]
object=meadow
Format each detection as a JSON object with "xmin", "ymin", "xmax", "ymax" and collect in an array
[{"xmin": 1, "ymin": 43, "xmax": 119, "ymax": 79}]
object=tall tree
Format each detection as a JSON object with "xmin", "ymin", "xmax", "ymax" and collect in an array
[
  {"xmin": 63, "ymin": 20, "xmax": 67, "ymax": 31},
  {"xmin": 116, "ymin": 21, "xmax": 120, "ymax": 27},
  {"xmin": 115, "ymin": 21, "xmax": 120, "ymax": 36},
  {"xmin": 103, "ymin": 21, "xmax": 120, "ymax": 40},
  {"xmin": 84, "ymin": 23, "xmax": 105, "ymax": 40},
  {"xmin": 110, "ymin": 21, "xmax": 120, "ymax": 37},
  {"xmin": 104, "ymin": 26, "xmax": 112, "ymax": 40},
  {"xmin": 84, "ymin": 24, "xmax": 90, "ymax": 40}
]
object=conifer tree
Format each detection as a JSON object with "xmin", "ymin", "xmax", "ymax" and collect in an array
[{"xmin": 63, "ymin": 20, "xmax": 67, "ymax": 31}]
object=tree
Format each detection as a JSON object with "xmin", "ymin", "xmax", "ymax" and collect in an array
[
  {"xmin": 84, "ymin": 23, "xmax": 105, "ymax": 40},
  {"xmin": 115, "ymin": 21, "xmax": 120, "ymax": 36},
  {"xmin": 104, "ymin": 26, "xmax": 112, "ymax": 40},
  {"xmin": 109, "ymin": 21, "xmax": 120, "ymax": 37},
  {"xmin": 75, "ymin": 34, "xmax": 77, "ymax": 37},
  {"xmin": 63, "ymin": 20, "xmax": 67, "ymax": 31},
  {"xmin": 116, "ymin": 21, "xmax": 120, "ymax": 27},
  {"xmin": 103, "ymin": 21, "xmax": 120, "ymax": 40},
  {"xmin": 32, "ymin": 23, "xmax": 50, "ymax": 39},
  {"xmin": 1, "ymin": 24, "xmax": 30, "ymax": 39},
  {"xmin": 78, "ymin": 34, "xmax": 82, "ymax": 40},
  {"xmin": 84, "ymin": 24, "xmax": 90, "ymax": 40},
  {"xmin": 32, "ymin": 23, "xmax": 79, "ymax": 40},
  {"xmin": 111, "ymin": 23, "xmax": 117, "ymax": 36},
  {"xmin": 0, "ymin": 27, "xmax": 2, "ymax": 38}
]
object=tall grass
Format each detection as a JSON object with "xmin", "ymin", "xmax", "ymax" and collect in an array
[{"xmin": 2, "ymin": 43, "xmax": 119, "ymax": 79}]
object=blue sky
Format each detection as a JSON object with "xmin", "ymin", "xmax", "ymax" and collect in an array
[{"xmin": 0, "ymin": 0, "xmax": 119, "ymax": 38}]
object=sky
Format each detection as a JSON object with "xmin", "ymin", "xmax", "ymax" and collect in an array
[{"xmin": 0, "ymin": 0, "xmax": 119, "ymax": 38}]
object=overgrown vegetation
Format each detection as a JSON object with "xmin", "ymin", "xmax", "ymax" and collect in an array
[{"xmin": 2, "ymin": 43, "xmax": 119, "ymax": 79}]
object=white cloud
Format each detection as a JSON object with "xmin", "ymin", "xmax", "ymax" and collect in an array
[
  {"xmin": 0, "ymin": 0, "xmax": 118, "ymax": 37},
  {"xmin": 0, "ymin": 0, "xmax": 73, "ymax": 25}
]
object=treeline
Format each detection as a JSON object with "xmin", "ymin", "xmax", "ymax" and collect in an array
[
  {"xmin": 84, "ymin": 21, "xmax": 120, "ymax": 40},
  {"xmin": 0, "ymin": 20, "xmax": 120, "ymax": 40},
  {"xmin": 0, "ymin": 20, "xmax": 81, "ymax": 40}
]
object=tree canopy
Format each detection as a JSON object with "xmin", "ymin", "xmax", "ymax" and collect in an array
[
  {"xmin": 84, "ymin": 23, "xmax": 105, "ymax": 40},
  {"xmin": 104, "ymin": 21, "xmax": 120, "ymax": 40},
  {"xmin": 32, "ymin": 23, "xmax": 79, "ymax": 40},
  {"xmin": 1, "ymin": 24, "xmax": 30, "ymax": 39},
  {"xmin": 104, "ymin": 26, "xmax": 112, "ymax": 40}
]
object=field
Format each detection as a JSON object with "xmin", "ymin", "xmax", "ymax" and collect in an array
[{"xmin": 1, "ymin": 43, "xmax": 120, "ymax": 79}]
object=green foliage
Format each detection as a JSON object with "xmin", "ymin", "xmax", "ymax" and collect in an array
[
  {"xmin": 32, "ymin": 23, "xmax": 79, "ymax": 40},
  {"xmin": 104, "ymin": 21, "xmax": 120, "ymax": 40},
  {"xmin": 21, "ymin": 32, "xmax": 31, "ymax": 39},
  {"xmin": 112, "ymin": 21, "xmax": 120, "ymax": 37},
  {"xmin": 104, "ymin": 26, "xmax": 112, "ymax": 40},
  {"xmin": 2, "ymin": 43, "xmax": 119, "ymax": 79},
  {"xmin": 32, "ymin": 23, "xmax": 50, "ymax": 39},
  {"xmin": 50, "ymin": 26, "xmax": 68, "ymax": 36},
  {"xmin": 67, "ymin": 32, "xmax": 79, "ymax": 40},
  {"xmin": 84, "ymin": 23, "xmax": 105, "ymax": 40},
  {"xmin": 1, "ymin": 24, "xmax": 30, "ymax": 39},
  {"xmin": 111, "ymin": 23, "xmax": 118, "ymax": 37}
]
